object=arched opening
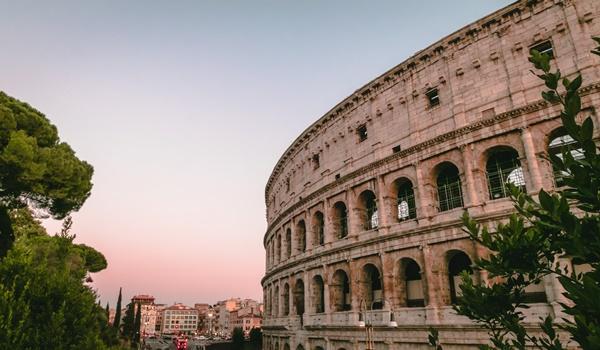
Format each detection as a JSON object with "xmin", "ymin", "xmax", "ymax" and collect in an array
[
  {"xmin": 273, "ymin": 286, "xmax": 279, "ymax": 317},
  {"xmin": 296, "ymin": 345, "xmax": 304, "ymax": 350},
  {"xmin": 448, "ymin": 251, "xmax": 473, "ymax": 304},
  {"xmin": 283, "ymin": 283, "xmax": 290, "ymax": 316},
  {"xmin": 312, "ymin": 211, "xmax": 325, "ymax": 246},
  {"xmin": 394, "ymin": 178, "xmax": 417, "ymax": 221},
  {"xmin": 283, "ymin": 344, "xmax": 290, "ymax": 350},
  {"xmin": 294, "ymin": 279, "xmax": 305, "ymax": 315},
  {"xmin": 276, "ymin": 235, "xmax": 282, "ymax": 263},
  {"xmin": 436, "ymin": 162, "xmax": 464, "ymax": 212},
  {"xmin": 548, "ymin": 128, "xmax": 584, "ymax": 187},
  {"xmin": 358, "ymin": 190, "xmax": 378, "ymax": 230},
  {"xmin": 311, "ymin": 275, "xmax": 325, "ymax": 313},
  {"xmin": 331, "ymin": 269, "xmax": 351, "ymax": 311},
  {"xmin": 486, "ymin": 147, "xmax": 526, "ymax": 200},
  {"xmin": 314, "ymin": 347, "xmax": 325, "ymax": 350},
  {"xmin": 403, "ymin": 259, "xmax": 424, "ymax": 307},
  {"xmin": 333, "ymin": 202, "xmax": 348, "ymax": 239},
  {"xmin": 362, "ymin": 264, "xmax": 383, "ymax": 310},
  {"xmin": 285, "ymin": 229, "xmax": 292, "ymax": 258},
  {"xmin": 296, "ymin": 220, "xmax": 306, "ymax": 253}
]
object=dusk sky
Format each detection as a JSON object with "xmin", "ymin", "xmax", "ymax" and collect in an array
[{"xmin": 0, "ymin": 0, "xmax": 513, "ymax": 307}]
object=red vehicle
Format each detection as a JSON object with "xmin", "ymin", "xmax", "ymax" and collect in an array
[{"xmin": 173, "ymin": 334, "xmax": 188, "ymax": 350}]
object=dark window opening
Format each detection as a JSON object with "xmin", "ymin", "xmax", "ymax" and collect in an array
[
  {"xmin": 397, "ymin": 180, "xmax": 417, "ymax": 221},
  {"xmin": 392, "ymin": 145, "xmax": 402, "ymax": 153},
  {"xmin": 426, "ymin": 88, "xmax": 440, "ymax": 107},
  {"xmin": 404, "ymin": 259, "xmax": 424, "ymax": 307},
  {"xmin": 486, "ymin": 148, "xmax": 526, "ymax": 200},
  {"xmin": 357, "ymin": 125, "xmax": 368, "ymax": 142},
  {"xmin": 548, "ymin": 128, "xmax": 584, "ymax": 187},
  {"xmin": 436, "ymin": 163, "xmax": 463, "ymax": 212},
  {"xmin": 285, "ymin": 178, "xmax": 290, "ymax": 193},
  {"xmin": 312, "ymin": 154, "xmax": 320, "ymax": 170},
  {"xmin": 334, "ymin": 202, "xmax": 348, "ymax": 239},
  {"xmin": 530, "ymin": 40, "xmax": 554, "ymax": 59},
  {"xmin": 335, "ymin": 174, "xmax": 341, "ymax": 180}
]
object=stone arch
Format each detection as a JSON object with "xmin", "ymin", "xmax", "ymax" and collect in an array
[
  {"xmin": 390, "ymin": 177, "xmax": 417, "ymax": 221},
  {"xmin": 311, "ymin": 275, "xmax": 325, "ymax": 313},
  {"xmin": 357, "ymin": 190, "xmax": 378, "ymax": 230},
  {"xmin": 283, "ymin": 343, "xmax": 290, "ymax": 350},
  {"xmin": 332, "ymin": 201, "xmax": 348, "ymax": 239},
  {"xmin": 276, "ymin": 234, "xmax": 282, "ymax": 263},
  {"xmin": 312, "ymin": 211, "xmax": 325, "ymax": 246},
  {"xmin": 484, "ymin": 146, "xmax": 526, "ymax": 200},
  {"xmin": 273, "ymin": 285, "xmax": 280, "ymax": 317},
  {"xmin": 283, "ymin": 283, "xmax": 290, "ymax": 316},
  {"xmin": 296, "ymin": 345, "xmax": 305, "ymax": 350},
  {"xmin": 330, "ymin": 269, "xmax": 351, "ymax": 311},
  {"xmin": 547, "ymin": 127, "xmax": 584, "ymax": 187},
  {"xmin": 400, "ymin": 258, "xmax": 425, "ymax": 307},
  {"xmin": 294, "ymin": 279, "xmax": 305, "ymax": 315},
  {"xmin": 434, "ymin": 161, "xmax": 464, "ymax": 212},
  {"xmin": 447, "ymin": 250, "xmax": 473, "ymax": 304},
  {"xmin": 285, "ymin": 228, "xmax": 292, "ymax": 258},
  {"xmin": 295, "ymin": 220, "xmax": 306, "ymax": 253},
  {"xmin": 361, "ymin": 263, "xmax": 384, "ymax": 310}
]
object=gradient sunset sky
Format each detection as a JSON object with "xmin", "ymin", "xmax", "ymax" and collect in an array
[{"xmin": 0, "ymin": 0, "xmax": 513, "ymax": 307}]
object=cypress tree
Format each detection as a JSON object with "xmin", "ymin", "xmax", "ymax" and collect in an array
[
  {"xmin": 105, "ymin": 302, "xmax": 110, "ymax": 321},
  {"xmin": 122, "ymin": 302, "xmax": 135, "ymax": 341},
  {"xmin": 113, "ymin": 287, "xmax": 122, "ymax": 332},
  {"xmin": 133, "ymin": 302, "xmax": 142, "ymax": 345}
]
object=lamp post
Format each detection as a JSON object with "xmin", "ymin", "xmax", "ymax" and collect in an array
[
  {"xmin": 207, "ymin": 312, "xmax": 213, "ymax": 337},
  {"xmin": 358, "ymin": 299, "xmax": 374, "ymax": 350}
]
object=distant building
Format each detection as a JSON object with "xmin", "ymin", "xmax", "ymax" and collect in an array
[
  {"xmin": 161, "ymin": 303, "xmax": 199, "ymax": 334},
  {"xmin": 132, "ymin": 294, "xmax": 158, "ymax": 336},
  {"xmin": 155, "ymin": 304, "xmax": 166, "ymax": 334}
]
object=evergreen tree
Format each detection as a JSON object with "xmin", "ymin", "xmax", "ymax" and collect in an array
[
  {"xmin": 105, "ymin": 302, "xmax": 110, "ymax": 320},
  {"xmin": 249, "ymin": 328, "xmax": 262, "ymax": 350},
  {"xmin": 133, "ymin": 302, "xmax": 142, "ymax": 346},
  {"xmin": 121, "ymin": 302, "xmax": 135, "ymax": 341},
  {"xmin": 113, "ymin": 288, "xmax": 122, "ymax": 332},
  {"xmin": 232, "ymin": 327, "xmax": 245, "ymax": 350}
]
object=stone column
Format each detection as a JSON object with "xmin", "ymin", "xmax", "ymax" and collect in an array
[
  {"xmin": 323, "ymin": 198, "xmax": 334, "ymax": 244},
  {"xmin": 348, "ymin": 190, "xmax": 362, "ymax": 238},
  {"xmin": 422, "ymin": 244, "xmax": 444, "ymax": 324},
  {"xmin": 376, "ymin": 176, "xmax": 390, "ymax": 229},
  {"xmin": 349, "ymin": 260, "xmax": 362, "ymax": 312},
  {"xmin": 381, "ymin": 253, "xmax": 396, "ymax": 308},
  {"xmin": 521, "ymin": 127, "xmax": 543, "ymax": 192},
  {"xmin": 414, "ymin": 161, "xmax": 431, "ymax": 219},
  {"xmin": 460, "ymin": 144, "xmax": 480, "ymax": 207}
]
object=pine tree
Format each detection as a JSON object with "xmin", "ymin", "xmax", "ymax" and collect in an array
[
  {"xmin": 133, "ymin": 302, "xmax": 142, "ymax": 345},
  {"xmin": 105, "ymin": 302, "xmax": 110, "ymax": 321},
  {"xmin": 113, "ymin": 288, "xmax": 122, "ymax": 333}
]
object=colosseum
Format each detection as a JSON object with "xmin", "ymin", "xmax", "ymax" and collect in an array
[{"xmin": 261, "ymin": 0, "xmax": 599, "ymax": 349}]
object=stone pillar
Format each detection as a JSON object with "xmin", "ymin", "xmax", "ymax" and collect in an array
[
  {"xmin": 460, "ymin": 144, "xmax": 480, "ymax": 207},
  {"xmin": 348, "ymin": 190, "xmax": 362, "ymax": 238},
  {"xmin": 323, "ymin": 198, "xmax": 334, "ymax": 244},
  {"xmin": 381, "ymin": 253, "xmax": 396, "ymax": 308},
  {"xmin": 376, "ymin": 176, "xmax": 390, "ymax": 229},
  {"xmin": 349, "ymin": 260, "xmax": 362, "ymax": 312},
  {"xmin": 422, "ymin": 244, "xmax": 444, "ymax": 324},
  {"xmin": 305, "ymin": 211, "xmax": 314, "ymax": 252},
  {"xmin": 521, "ymin": 127, "xmax": 543, "ymax": 192},
  {"xmin": 414, "ymin": 161, "xmax": 431, "ymax": 219}
]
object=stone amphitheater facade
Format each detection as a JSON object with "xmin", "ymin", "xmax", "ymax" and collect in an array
[{"xmin": 261, "ymin": 0, "xmax": 600, "ymax": 349}]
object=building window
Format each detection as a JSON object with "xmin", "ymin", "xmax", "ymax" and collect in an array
[
  {"xmin": 548, "ymin": 128, "xmax": 584, "ymax": 187},
  {"xmin": 396, "ymin": 179, "xmax": 417, "ymax": 221},
  {"xmin": 404, "ymin": 259, "xmax": 424, "ymax": 307},
  {"xmin": 357, "ymin": 124, "xmax": 368, "ymax": 142},
  {"xmin": 362, "ymin": 264, "xmax": 383, "ymax": 310},
  {"xmin": 448, "ymin": 251, "xmax": 473, "ymax": 304},
  {"xmin": 333, "ymin": 202, "xmax": 348, "ymax": 239},
  {"xmin": 426, "ymin": 88, "xmax": 440, "ymax": 107},
  {"xmin": 285, "ymin": 177, "xmax": 290, "ymax": 193},
  {"xmin": 331, "ymin": 270, "xmax": 351, "ymax": 311},
  {"xmin": 312, "ymin": 154, "xmax": 320, "ymax": 170},
  {"xmin": 359, "ymin": 190, "xmax": 378, "ymax": 230},
  {"xmin": 530, "ymin": 40, "xmax": 554, "ymax": 59},
  {"xmin": 312, "ymin": 211, "xmax": 325, "ymax": 246},
  {"xmin": 486, "ymin": 148, "xmax": 526, "ymax": 200},
  {"xmin": 392, "ymin": 145, "xmax": 402, "ymax": 153},
  {"xmin": 436, "ymin": 162, "xmax": 464, "ymax": 212}
]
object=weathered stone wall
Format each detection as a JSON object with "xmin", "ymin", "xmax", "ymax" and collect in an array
[{"xmin": 262, "ymin": 0, "xmax": 600, "ymax": 348}]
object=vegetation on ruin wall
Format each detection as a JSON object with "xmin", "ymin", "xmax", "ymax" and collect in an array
[
  {"xmin": 0, "ymin": 93, "xmax": 124, "ymax": 349},
  {"xmin": 429, "ymin": 38, "xmax": 600, "ymax": 350}
]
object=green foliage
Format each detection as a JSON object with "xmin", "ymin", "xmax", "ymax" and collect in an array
[
  {"xmin": 429, "ymin": 38, "xmax": 600, "ymax": 350},
  {"xmin": 0, "ymin": 233, "xmax": 109, "ymax": 349},
  {"xmin": 113, "ymin": 288, "xmax": 123, "ymax": 332},
  {"xmin": 248, "ymin": 327, "xmax": 262, "ymax": 350},
  {"xmin": 10, "ymin": 208, "xmax": 46, "ymax": 239},
  {"xmin": 133, "ymin": 303, "xmax": 141, "ymax": 346},
  {"xmin": 232, "ymin": 327, "xmax": 245, "ymax": 350},
  {"xmin": 121, "ymin": 302, "xmax": 135, "ymax": 341},
  {"xmin": 0, "ymin": 91, "xmax": 94, "ymax": 255}
]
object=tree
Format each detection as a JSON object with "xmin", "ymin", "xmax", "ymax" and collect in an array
[
  {"xmin": 249, "ymin": 328, "xmax": 262, "ymax": 350},
  {"xmin": 133, "ymin": 302, "xmax": 141, "ymax": 346},
  {"xmin": 232, "ymin": 327, "xmax": 245, "ymax": 350},
  {"xmin": 0, "ymin": 229, "xmax": 109, "ymax": 349},
  {"xmin": 114, "ymin": 288, "xmax": 123, "ymax": 332},
  {"xmin": 105, "ymin": 302, "xmax": 110, "ymax": 320},
  {"xmin": 0, "ymin": 91, "xmax": 93, "ymax": 256},
  {"xmin": 428, "ymin": 37, "xmax": 600, "ymax": 350},
  {"xmin": 121, "ymin": 302, "xmax": 135, "ymax": 341}
]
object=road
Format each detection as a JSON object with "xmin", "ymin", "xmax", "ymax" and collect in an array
[{"xmin": 143, "ymin": 337, "xmax": 229, "ymax": 350}]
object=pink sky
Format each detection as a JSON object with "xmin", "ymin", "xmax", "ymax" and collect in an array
[{"xmin": 0, "ymin": 0, "xmax": 513, "ymax": 306}]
